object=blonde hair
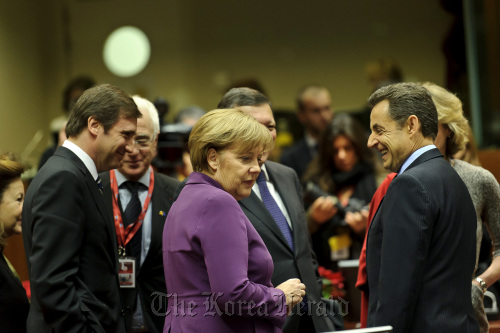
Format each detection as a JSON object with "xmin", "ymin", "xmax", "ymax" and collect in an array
[
  {"xmin": 421, "ymin": 82, "xmax": 469, "ymax": 157},
  {"xmin": 453, "ymin": 124, "xmax": 481, "ymax": 166},
  {"xmin": 189, "ymin": 108, "xmax": 274, "ymax": 173}
]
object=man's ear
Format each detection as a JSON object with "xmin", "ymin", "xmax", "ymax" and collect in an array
[
  {"xmin": 207, "ymin": 148, "xmax": 219, "ymax": 171},
  {"xmin": 150, "ymin": 133, "xmax": 159, "ymax": 158},
  {"xmin": 88, "ymin": 116, "xmax": 100, "ymax": 137},
  {"xmin": 407, "ymin": 115, "xmax": 420, "ymax": 136}
]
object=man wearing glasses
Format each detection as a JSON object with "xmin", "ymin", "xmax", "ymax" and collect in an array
[{"xmin": 101, "ymin": 95, "xmax": 180, "ymax": 333}]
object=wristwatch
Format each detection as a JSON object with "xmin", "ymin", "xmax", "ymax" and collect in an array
[{"xmin": 475, "ymin": 277, "xmax": 487, "ymax": 293}]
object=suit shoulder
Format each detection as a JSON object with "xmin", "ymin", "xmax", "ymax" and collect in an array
[
  {"xmin": 26, "ymin": 164, "xmax": 87, "ymax": 207},
  {"xmin": 394, "ymin": 159, "xmax": 469, "ymax": 206},
  {"xmin": 32, "ymin": 159, "xmax": 84, "ymax": 187},
  {"xmin": 398, "ymin": 159, "xmax": 455, "ymax": 188},
  {"xmin": 404, "ymin": 155, "xmax": 454, "ymax": 178},
  {"xmin": 266, "ymin": 160, "xmax": 298, "ymax": 177},
  {"xmin": 155, "ymin": 172, "xmax": 181, "ymax": 186},
  {"xmin": 266, "ymin": 161, "xmax": 301, "ymax": 188},
  {"xmin": 155, "ymin": 172, "xmax": 181, "ymax": 189},
  {"xmin": 42, "ymin": 153, "xmax": 81, "ymax": 170}
]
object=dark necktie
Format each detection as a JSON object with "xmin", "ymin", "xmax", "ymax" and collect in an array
[
  {"xmin": 96, "ymin": 176, "xmax": 103, "ymax": 194},
  {"xmin": 257, "ymin": 172, "xmax": 294, "ymax": 251},
  {"xmin": 122, "ymin": 181, "xmax": 143, "ymax": 262}
]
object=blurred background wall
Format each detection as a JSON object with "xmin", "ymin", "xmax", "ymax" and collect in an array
[{"xmin": 0, "ymin": 0, "xmax": 457, "ymax": 169}]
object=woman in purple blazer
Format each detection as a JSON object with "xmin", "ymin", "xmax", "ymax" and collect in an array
[{"xmin": 162, "ymin": 109, "xmax": 306, "ymax": 333}]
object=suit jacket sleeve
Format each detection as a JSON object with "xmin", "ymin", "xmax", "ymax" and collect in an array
[
  {"xmin": 196, "ymin": 193, "xmax": 287, "ymax": 328},
  {"xmin": 290, "ymin": 168, "xmax": 323, "ymax": 290},
  {"xmin": 374, "ymin": 174, "xmax": 436, "ymax": 331},
  {"xmin": 29, "ymin": 169, "xmax": 100, "ymax": 332}
]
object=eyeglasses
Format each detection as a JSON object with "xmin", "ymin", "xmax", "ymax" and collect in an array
[{"xmin": 133, "ymin": 138, "xmax": 153, "ymax": 150}]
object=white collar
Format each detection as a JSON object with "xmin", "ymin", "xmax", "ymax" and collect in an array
[
  {"xmin": 259, "ymin": 163, "xmax": 269, "ymax": 181},
  {"xmin": 114, "ymin": 167, "xmax": 152, "ymax": 188},
  {"xmin": 399, "ymin": 144, "xmax": 436, "ymax": 174},
  {"xmin": 62, "ymin": 140, "xmax": 98, "ymax": 180}
]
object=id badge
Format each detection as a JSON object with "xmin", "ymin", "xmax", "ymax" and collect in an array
[{"xmin": 119, "ymin": 257, "xmax": 136, "ymax": 288}]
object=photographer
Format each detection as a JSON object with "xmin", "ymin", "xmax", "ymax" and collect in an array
[
  {"xmin": 154, "ymin": 105, "xmax": 205, "ymax": 180},
  {"xmin": 302, "ymin": 113, "xmax": 382, "ymax": 270}
]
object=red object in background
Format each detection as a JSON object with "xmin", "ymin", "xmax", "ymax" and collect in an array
[
  {"xmin": 22, "ymin": 280, "xmax": 31, "ymax": 300},
  {"xmin": 318, "ymin": 266, "xmax": 346, "ymax": 299}
]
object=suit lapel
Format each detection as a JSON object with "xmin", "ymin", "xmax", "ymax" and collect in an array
[
  {"xmin": 266, "ymin": 164, "xmax": 300, "ymax": 246},
  {"xmin": 367, "ymin": 196, "xmax": 385, "ymax": 236},
  {"xmin": 240, "ymin": 192, "xmax": 292, "ymax": 249},
  {"xmin": 404, "ymin": 148, "xmax": 443, "ymax": 173},
  {"xmin": 57, "ymin": 149, "xmax": 119, "ymax": 265},
  {"xmin": 239, "ymin": 163, "xmax": 295, "ymax": 254},
  {"xmin": 87, "ymin": 172, "xmax": 119, "ymax": 264},
  {"xmin": 143, "ymin": 176, "xmax": 164, "ymax": 271},
  {"xmin": 100, "ymin": 172, "xmax": 119, "ymax": 260}
]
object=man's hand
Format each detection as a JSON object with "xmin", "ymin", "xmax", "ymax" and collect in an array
[
  {"xmin": 307, "ymin": 197, "xmax": 339, "ymax": 234},
  {"xmin": 345, "ymin": 209, "xmax": 369, "ymax": 235}
]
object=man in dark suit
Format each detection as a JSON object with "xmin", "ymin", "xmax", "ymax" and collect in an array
[
  {"xmin": 365, "ymin": 83, "xmax": 478, "ymax": 332},
  {"xmin": 101, "ymin": 95, "xmax": 180, "ymax": 333},
  {"xmin": 217, "ymin": 88, "xmax": 343, "ymax": 332},
  {"xmin": 22, "ymin": 84, "xmax": 141, "ymax": 333},
  {"xmin": 280, "ymin": 85, "xmax": 333, "ymax": 179}
]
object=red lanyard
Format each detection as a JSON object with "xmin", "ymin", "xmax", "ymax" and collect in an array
[{"xmin": 110, "ymin": 169, "xmax": 154, "ymax": 255}]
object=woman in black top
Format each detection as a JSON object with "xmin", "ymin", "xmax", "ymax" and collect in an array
[
  {"xmin": 0, "ymin": 153, "xmax": 29, "ymax": 333},
  {"xmin": 303, "ymin": 114, "xmax": 381, "ymax": 269}
]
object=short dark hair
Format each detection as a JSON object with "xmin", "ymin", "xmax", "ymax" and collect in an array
[
  {"xmin": 322, "ymin": 113, "xmax": 375, "ymax": 169},
  {"xmin": 302, "ymin": 113, "xmax": 377, "ymax": 189},
  {"xmin": 63, "ymin": 76, "xmax": 96, "ymax": 112},
  {"xmin": 217, "ymin": 87, "xmax": 271, "ymax": 109},
  {"xmin": 65, "ymin": 84, "xmax": 141, "ymax": 138},
  {"xmin": 368, "ymin": 82, "xmax": 438, "ymax": 140}
]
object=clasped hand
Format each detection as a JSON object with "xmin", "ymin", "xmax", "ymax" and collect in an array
[{"xmin": 276, "ymin": 278, "xmax": 306, "ymax": 315}]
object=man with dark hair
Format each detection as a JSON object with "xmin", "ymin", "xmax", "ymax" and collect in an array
[
  {"xmin": 280, "ymin": 85, "xmax": 333, "ymax": 179},
  {"xmin": 23, "ymin": 84, "xmax": 141, "ymax": 333},
  {"xmin": 39, "ymin": 75, "xmax": 96, "ymax": 170},
  {"xmin": 217, "ymin": 87, "xmax": 271, "ymax": 110},
  {"xmin": 366, "ymin": 83, "xmax": 478, "ymax": 332},
  {"xmin": 63, "ymin": 75, "xmax": 96, "ymax": 113},
  {"xmin": 101, "ymin": 96, "xmax": 180, "ymax": 333},
  {"xmin": 218, "ymin": 87, "xmax": 343, "ymax": 332}
]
